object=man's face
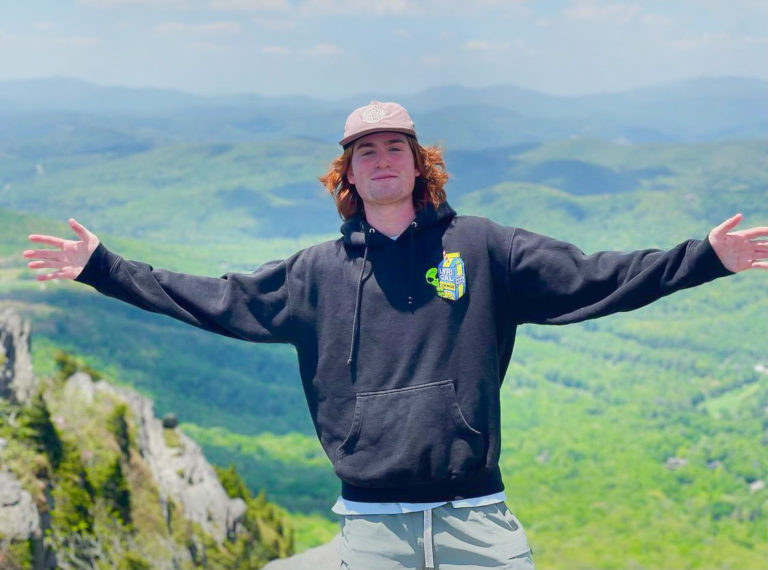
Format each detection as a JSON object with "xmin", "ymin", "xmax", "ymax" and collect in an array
[{"xmin": 346, "ymin": 132, "xmax": 420, "ymax": 210}]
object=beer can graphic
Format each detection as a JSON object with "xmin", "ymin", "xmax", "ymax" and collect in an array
[{"xmin": 437, "ymin": 252, "xmax": 466, "ymax": 300}]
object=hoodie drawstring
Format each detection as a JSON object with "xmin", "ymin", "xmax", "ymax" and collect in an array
[
  {"xmin": 347, "ymin": 220, "xmax": 418, "ymax": 365},
  {"xmin": 407, "ymin": 220, "xmax": 417, "ymax": 309},
  {"xmin": 347, "ymin": 240, "xmax": 370, "ymax": 366}
]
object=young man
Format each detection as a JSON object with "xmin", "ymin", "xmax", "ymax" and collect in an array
[{"xmin": 24, "ymin": 101, "xmax": 768, "ymax": 569}]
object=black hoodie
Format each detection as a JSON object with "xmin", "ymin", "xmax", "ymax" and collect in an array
[{"xmin": 74, "ymin": 202, "xmax": 732, "ymax": 502}]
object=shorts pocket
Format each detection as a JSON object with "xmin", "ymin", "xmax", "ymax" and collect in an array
[{"xmin": 335, "ymin": 379, "xmax": 485, "ymax": 487}]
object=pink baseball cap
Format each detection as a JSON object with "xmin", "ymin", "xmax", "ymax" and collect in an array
[{"xmin": 339, "ymin": 100, "xmax": 417, "ymax": 147}]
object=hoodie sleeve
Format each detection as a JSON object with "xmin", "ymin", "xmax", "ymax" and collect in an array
[
  {"xmin": 507, "ymin": 228, "xmax": 733, "ymax": 325},
  {"xmin": 74, "ymin": 243, "xmax": 294, "ymax": 344}
]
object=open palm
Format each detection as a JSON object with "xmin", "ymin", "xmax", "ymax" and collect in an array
[
  {"xmin": 23, "ymin": 219, "xmax": 101, "ymax": 281},
  {"xmin": 708, "ymin": 214, "xmax": 768, "ymax": 273}
]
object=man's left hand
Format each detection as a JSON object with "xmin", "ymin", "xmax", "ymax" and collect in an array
[{"xmin": 708, "ymin": 214, "xmax": 768, "ymax": 272}]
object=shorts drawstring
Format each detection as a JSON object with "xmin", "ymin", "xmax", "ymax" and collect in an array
[{"xmin": 423, "ymin": 508, "xmax": 434, "ymax": 569}]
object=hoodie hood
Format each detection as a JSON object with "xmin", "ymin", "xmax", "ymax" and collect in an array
[{"xmin": 340, "ymin": 201, "xmax": 457, "ymax": 247}]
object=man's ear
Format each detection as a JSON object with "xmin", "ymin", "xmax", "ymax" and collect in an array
[{"xmin": 346, "ymin": 166, "xmax": 355, "ymax": 185}]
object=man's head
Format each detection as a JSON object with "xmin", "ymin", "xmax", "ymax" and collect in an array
[
  {"xmin": 345, "ymin": 131, "xmax": 420, "ymax": 212},
  {"xmin": 320, "ymin": 101, "xmax": 449, "ymax": 220}
]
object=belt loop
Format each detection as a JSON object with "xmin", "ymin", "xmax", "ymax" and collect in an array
[{"xmin": 423, "ymin": 508, "xmax": 435, "ymax": 569}]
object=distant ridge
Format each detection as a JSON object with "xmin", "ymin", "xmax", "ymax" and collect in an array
[{"xmin": 0, "ymin": 75, "xmax": 764, "ymax": 146}]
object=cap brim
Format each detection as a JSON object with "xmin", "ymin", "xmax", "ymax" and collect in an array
[{"xmin": 340, "ymin": 127, "xmax": 417, "ymax": 147}]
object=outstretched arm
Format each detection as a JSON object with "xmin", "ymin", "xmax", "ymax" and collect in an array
[
  {"xmin": 508, "ymin": 213, "xmax": 766, "ymax": 326},
  {"xmin": 707, "ymin": 213, "xmax": 768, "ymax": 272},
  {"xmin": 23, "ymin": 219, "xmax": 294, "ymax": 344}
]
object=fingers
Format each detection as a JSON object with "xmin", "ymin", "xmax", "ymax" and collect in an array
[
  {"xmin": 28, "ymin": 234, "xmax": 67, "ymax": 248},
  {"xmin": 750, "ymin": 261, "xmax": 768, "ymax": 270},
  {"xmin": 711, "ymin": 213, "xmax": 742, "ymax": 237},
  {"xmin": 27, "ymin": 260, "xmax": 66, "ymax": 269},
  {"xmin": 68, "ymin": 218, "xmax": 94, "ymax": 242},
  {"xmin": 22, "ymin": 249, "xmax": 61, "ymax": 260},
  {"xmin": 736, "ymin": 227, "xmax": 768, "ymax": 240}
]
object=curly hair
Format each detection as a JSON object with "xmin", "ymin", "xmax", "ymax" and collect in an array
[{"xmin": 319, "ymin": 136, "xmax": 449, "ymax": 220}]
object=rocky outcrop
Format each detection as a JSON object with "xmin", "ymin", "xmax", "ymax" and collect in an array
[
  {"xmin": 0, "ymin": 310, "xmax": 287, "ymax": 568},
  {"xmin": 0, "ymin": 470, "xmax": 40, "ymax": 540},
  {"xmin": 0, "ymin": 308, "xmax": 36, "ymax": 405},
  {"xmin": 86, "ymin": 376, "xmax": 247, "ymax": 543}
]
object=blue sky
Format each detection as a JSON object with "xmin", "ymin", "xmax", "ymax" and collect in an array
[{"xmin": 1, "ymin": 0, "xmax": 766, "ymax": 98}]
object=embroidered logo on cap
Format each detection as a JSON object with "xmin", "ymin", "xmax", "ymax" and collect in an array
[
  {"xmin": 425, "ymin": 251, "xmax": 466, "ymax": 301},
  {"xmin": 361, "ymin": 103, "xmax": 387, "ymax": 124}
]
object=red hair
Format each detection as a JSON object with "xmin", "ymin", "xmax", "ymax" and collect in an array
[{"xmin": 320, "ymin": 137, "xmax": 449, "ymax": 220}]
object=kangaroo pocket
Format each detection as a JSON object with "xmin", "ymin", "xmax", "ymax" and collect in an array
[{"xmin": 335, "ymin": 379, "xmax": 485, "ymax": 488}]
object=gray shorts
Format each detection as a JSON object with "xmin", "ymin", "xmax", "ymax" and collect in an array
[{"xmin": 337, "ymin": 502, "xmax": 534, "ymax": 569}]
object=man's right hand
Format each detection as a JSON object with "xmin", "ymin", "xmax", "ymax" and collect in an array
[{"xmin": 23, "ymin": 218, "xmax": 101, "ymax": 281}]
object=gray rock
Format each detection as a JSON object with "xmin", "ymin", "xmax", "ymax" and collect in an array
[
  {"xmin": 63, "ymin": 372, "xmax": 96, "ymax": 404},
  {"xmin": 93, "ymin": 379, "xmax": 245, "ymax": 543},
  {"xmin": 664, "ymin": 456, "xmax": 687, "ymax": 470},
  {"xmin": 263, "ymin": 535, "xmax": 341, "ymax": 570},
  {"xmin": 162, "ymin": 413, "xmax": 179, "ymax": 429},
  {"xmin": 0, "ymin": 470, "xmax": 40, "ymax": 540},
  {"xmin": 0, "ymin": 307, "xmax": 36, "ymax": 405}
]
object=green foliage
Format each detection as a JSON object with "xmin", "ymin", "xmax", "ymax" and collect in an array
[
  {"xmin": 50, "ymin": 445, "xmax": 95, "ymax": 534},
  {"xmin": 53, "ymin": 349, "xmax": 103, "ymax": 382},
  {"xmin": 186, "ymin": 425, "xmax": 337, "ymax": 514},
  {"xmin": 215, "ymin": 463, "xmax": 251, "ymax": 501},
  {"xmin": 0, "ymin": 539, "xmax": 33, "ymax": 569},
  {"xmin": 17, "ymin": 393, "xmax": 63, "ymax": 469},
  {"xmin": 108, "ymin": 403, "xmax": 132, "ymax": 460},
  {"xmin": 100, "ymin": 457, "xmax": 132, "ymax": 526},
  {"xmin": 213, "ymin": 463, "xmax": 296, "ymax": 561},
  {"xmin": 285, "ymin": 512, "xmax": 339, "ymax": 554},
  {"xmin": 163, "ymin": 427, "xmax": 182, "ymax": 448},
  {"xmin": 118, "ymin": 551, "xmax": 152, "ymax": 570}
]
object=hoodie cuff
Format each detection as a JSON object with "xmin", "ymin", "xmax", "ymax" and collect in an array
[
  {"xmin": 74, "ymin": 242, "xmax": 122, "ymax": 287},
  {"xmin": 688, "ymin": 236, "xmax": 734, "ymax": 283}
]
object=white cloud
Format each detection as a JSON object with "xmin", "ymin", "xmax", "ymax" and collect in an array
[
  {"xmin": 564, "ymin": 1, "xmax": 640, "ymax": 23},
  {"xmin": 155, "ymin": 21, "xmax": 242, "ymax": 34},
  {"xmin": 254, "ymin": 18, "xmax": 296, "ymax": 31},
  {"xmin": 639, "ymin": 13, "xmax": 671, "ymax": 26},
  {"xmin": 78, "ymin": 0, "xmax": 191, "ymax": 6},
  {"xmin": 463, "ymin": 40, "xmax": 511, "ymax": 52},
  {"xmin": 64, "ymin": 36, "xmax": 102, "ymax": 46},
  {"xmin": 212, "ymin": 0, "xmax": 529, "ymax": 17},
  {"xmin": 665, "ymin": 33, "xmax": 763, "ymax": 50},
  {"xmin": 34, "ymin": 22, "xmax": 55, "ymax": 31},
  {"xmin": 304, "ymin": 42, "xmax": 342, "ymax": 56},
  {"xmin": 421, "ymin": 54, "xmax": 444, "ymax": 67},
  {"xmin": 464, "ymin": 40, "xmax": 493, "ymax": 51},
  {"xmin": 210, "ymin": 0, "xmax": 289, "ymax": 11},
  {"xmin": 191, "ymin": 41, "xmax": 228, "ymax": 52},
  {"xmin": 262, "ymin": 44, "xmax": 291, "ymax": 54},
  {"xmin": 300, "ymin": 0, "xmax": 410, "ymax": 15},
  {"xmin": 0, "ymin": 31, "xmax": 100, "ymax": 47}
]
